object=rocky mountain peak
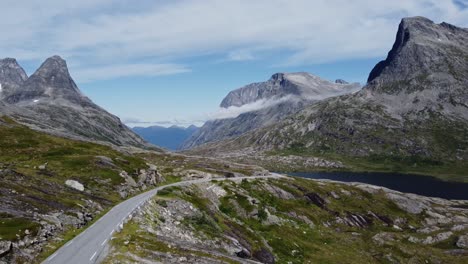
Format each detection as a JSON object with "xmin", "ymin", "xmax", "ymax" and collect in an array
[
  {"xmin": 35, "ymin": 55, "xmax": 68, "ymax": 76},
  {"xmin": 0, "ymin": 58, "xmax": 28, "ymax": 86},
  {"xmin": 335, "ymin": 79, "xmax": 348, "ymax": 84},
  {"xmin": 219, "ymin": 72, "xmax": 360, "ymax": 108},
  {"xmin": 366, "ymin": 16, "xmax": 468, "ymax": 95},
  {"xmin": 33, "ymin": 55, "xmax": 77, "ymax": 88},
  {"xmin": 4, "ymin": 55, "xmax": 86, "ymax": 104}
]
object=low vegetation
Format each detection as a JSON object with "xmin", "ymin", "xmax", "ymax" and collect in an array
[{"xmin": 105, "ymin": 177, "xmax": 468, "ymax": 263}]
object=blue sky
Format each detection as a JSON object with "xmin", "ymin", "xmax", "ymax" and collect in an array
[{"xmin": 2, "ymin": 0, "xmax": 467, "ymax": 127}]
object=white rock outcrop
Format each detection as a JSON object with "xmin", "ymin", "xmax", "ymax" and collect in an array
[{"xmin": 65, "ymin": 180, "xmax": 85, "ymax": 191}]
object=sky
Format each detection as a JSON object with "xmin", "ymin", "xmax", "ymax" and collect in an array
[{"xmin": 1, "ymin": 0, "xmax": 467, "ymax": 127}]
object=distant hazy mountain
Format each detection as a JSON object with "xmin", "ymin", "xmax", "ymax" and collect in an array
[
  {"xmin": 0, "ymin": 56, "xmax": 151, "ymax": 148},
  {"xmin": 181, "ymin": 72, "xmax": 360, "ymax": 149},
  {"xmin": 133, "ymin": 125, "xmax": 199, "ymax": 150}
]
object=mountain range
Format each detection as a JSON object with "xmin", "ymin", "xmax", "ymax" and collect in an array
[
  {"xmin": 181, "ymin": 73, "xmax": 360, "ymax": 149},
  {"xmin": 132, "ymin": 125, "xmax": 198, "ymax": 150},
  {"xmin": 185, "ymin": 17, "xmax": 468, "ymax": 180},
  {"xmin": 0, "ymin": 56, "xmax": 151, "ymax": 148},
  {"xmin": 1, "ymin": 15, "xmax": 468, "ymax": 264}
]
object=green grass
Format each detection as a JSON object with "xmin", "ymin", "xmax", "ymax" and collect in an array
[
  {"xmin": 0, "ymin": 217, "xmax": 41, "ymax": 241},
  {"xmin": 104, "ymin": 177, "xmax": 468, "ymax": 263},
  {"xmin": 0, "ymin": 117, "xmax": 181, "ymax": 262}
]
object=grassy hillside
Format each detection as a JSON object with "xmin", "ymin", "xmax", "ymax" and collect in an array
[
  {"xmin": 104, "ymin": 177, "xmax": 468, "ymax": 263},
  {"xmin": 0, "ymin": 116, "xmax": 152, "ymax": 262}
]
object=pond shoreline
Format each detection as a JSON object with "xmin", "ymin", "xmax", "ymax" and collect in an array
[{"xmin": 286, "ymin": 171, "xmax": 468, "ymax": 200}]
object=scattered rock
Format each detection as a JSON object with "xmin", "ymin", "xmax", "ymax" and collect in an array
[
  {"xmin": 417, "ymin": 226, "xmax": 440, "ymax": 234},
  {"xmin": 263, "ymin": 184, "xmax": 295, "ymax": 200},
  {"xmin": 456, "ymin": 234, "xmax": 468, "ymax": 249},
  {"xmin": 38, "ymin": 162, "xmax": 48, "ymax": 170},
  {"xmin": 65, "ymin": 180, "xmax": 84, "ymax": 192},
  {"xmin": 329, "ymin": 191, "xmax": 340, "ymax": 199},
  {"xmin": 253, "ymin": 248, "xmax": 275, "ymax": 264},
  {"xmin": 413, "ymin": 231, "xmax": 454, "ymax": 245},
  {"xmin": 385, "ymin": 193, "xmax": 429, "ymax": 214},
  {"xmin": 304, "ymin": 192, "xmax": 326, "ymax": 208},
  {"xmin": 0, "ymin": 241, "xmax": 12, "ymax": 257},
  {"xmin": 95, "ymin": 156, "xmax": 116, "ymax": 168},
  {"xmin": 236, "ymin": 249, "xmax": 251, "ymax": 258},
  {"xmin": 372, "ymin": 232, "xmax": 396, "ymax": 246},
  {"xmin": 120, "ymin": 171, "xmax": 137, "ymax": 187}
]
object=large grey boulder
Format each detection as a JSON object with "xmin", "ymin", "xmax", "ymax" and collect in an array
[
  {"xmin": 457, "ymin": 234, "xmax": 468, "ymax": 249},
  {"xmin": 65, "ymin": 180, "xmax": 85, "ymax": 192},
  {"xmin": 0, "ymin": 241, "xmax": 12, "ymax": 257}
]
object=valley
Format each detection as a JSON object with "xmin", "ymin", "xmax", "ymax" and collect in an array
[{"xmin": 0, "ymin": 10, "xmax": 467, "ymax": 264}]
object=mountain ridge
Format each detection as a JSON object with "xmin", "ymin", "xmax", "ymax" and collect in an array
[
  {"xmin": 0, "ymin": 56, "xmax": 153, "ymax": 149},
  {"xmin": 184, "ymin": 16, "xmax": 468, "ymax": 181},
  {"xmin": 181, "ymin": 72, "xmax": 360, "ymax": 149},
  {"xmin": 132, "ymin": 125, "xmax": 198, "ymax": 150}
]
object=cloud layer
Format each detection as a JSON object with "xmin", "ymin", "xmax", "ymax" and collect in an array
[{"xmin": 0, "ymin": 0, "xmax": 466, "ymax": 82}]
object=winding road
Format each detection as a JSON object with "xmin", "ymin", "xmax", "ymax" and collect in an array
[{"xmin": 42, "ymin": 174, "xmax": 284, "ymax": 264}]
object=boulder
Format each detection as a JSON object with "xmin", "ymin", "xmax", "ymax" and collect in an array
[
  {"xmin": 65, "ymin": 180, "xmax": 84, "ymax": 191},
  {"xmin": 372, "ymin": 232, "xmax": 396, "ymax": 246},
  {"xmin": 38, "ymin": 162, "xmax": 48, "ymax": 170},
  {"xmin": 120, "ymin": 171, "xmax": 137, "ymax": 187},
  {"xmin": 456, "ymin": 234, "xmax": 468, "ymax": 249},
  {"xmin": 253, "ymin": 248, "xmax": 275, "ymax": 264},
  {"xmin": 304, "ymin": 192, "xmax": 326, "ymax": 208},
  {"xmin": 385, "ymin": 193, "xmax": 429, "ymax": 214},
  {"xmin": 422, "ymin": 231, "xmax": 453, "ymax": 245},
  {"xmin": 0, "ymin": 241, "xmax": 12, "ymax": 257},
  {"xmin": 95, "ymin": 156, "xmax": 116, "ymax": 168}
]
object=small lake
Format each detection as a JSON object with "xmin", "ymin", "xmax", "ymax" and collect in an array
[{"xmin": 287, "ymin": 171, "xmax": 468, "ymax": 200}]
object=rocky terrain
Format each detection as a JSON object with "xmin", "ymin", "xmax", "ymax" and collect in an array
[
  {"xmin": 0, "ymin": 116, "xmax": 265, "ymax": 263},
  {"xmin": 104, "ymin": 176, "xmax": 468, "ymax": 263},
  {"xmin": 0, "ymin": 117, "xmax": 164, "ymax": 263},
  {"xmin": 185, "ymin": 17, "xmax": 468, "ymax": 182},
  {"xmin": 0, "ymin": 56, "xmax": 151, "ymax": 148},
  {"xmin": 181, "ymin": 73, "xmax": 360, "ymax": 149}
]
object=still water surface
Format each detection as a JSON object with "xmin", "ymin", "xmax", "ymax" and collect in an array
[{"xmin": 288, "ymin": 171, "xmax": 468, "ymax": 200}]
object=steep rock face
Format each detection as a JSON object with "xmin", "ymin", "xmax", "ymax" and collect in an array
[
  {"xmin": 187, "ymin": 17, "xmax": 468, "ymax": 163},
  {"xmin": 0, "ymin": 58, "xmax": 28, "ymax": 101},
  {"xmin": 182, "ymin": 73, "xmax": 359, "ymax": 149},
  {"xmin": 4, "ymin": 56, "xmax": 89, "ymax": 105},
  {"xmin": 365, "ymin": 16, "xmax": 468, "ymax": 116},
  {"xmin": 0, "ymin": 56, "xmax": 151, "ymax": 148}
]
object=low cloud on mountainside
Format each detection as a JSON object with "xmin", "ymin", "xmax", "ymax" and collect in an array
[{"xmin": 207, "ymin": 96, "xmax": 294, "ymax": 120}]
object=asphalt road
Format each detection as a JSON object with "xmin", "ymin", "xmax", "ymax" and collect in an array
[{"xmin": 42, "ymin": 174, "xmax": 284, "ymax": 264}]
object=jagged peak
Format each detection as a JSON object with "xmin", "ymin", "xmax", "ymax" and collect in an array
[
  {"xmin": 367, "ymin": 16, "xmax": 467, "ymax": 84},
  {"xmin": 0, "ymin": 57, "xmax": 20, "ymax": 64},
  {"xmin": 400, "ymin": 16, "xmax": 434, "ymax": 26},
  {"xmin": 35, "ymin": 55, "xmax": 69, "ymax": 75},
  {"xmin": 335, "ymin": 79, "xmax": 349, "ymax": 84},
  {"xmin": 0, "ymin": 57, "xmax": 28, "ymax": 85}
]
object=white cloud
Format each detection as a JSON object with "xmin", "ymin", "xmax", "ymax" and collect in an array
[
  {"xmin": 0, "ymin": 0, "xmax": 466, "ymax": 80},
  {"xmin": 71, "ymin": 63, "xmax": 190, "ymax": 82},
  {"xmin": 123, "ymin": 117, "xmax": 202, "ymax": 128},
  {"xmin": 226, "ymin": 50, "xmax": 255, "ymax": 61},
  {"xmin": 205, "ymin": 96, "xmax": 295, "ymax": 120}
]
